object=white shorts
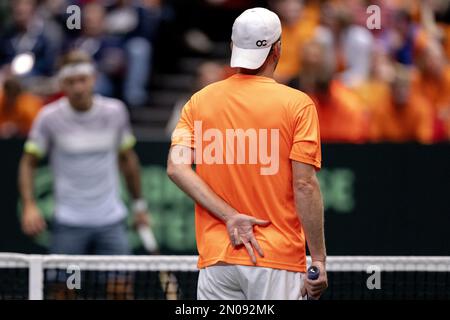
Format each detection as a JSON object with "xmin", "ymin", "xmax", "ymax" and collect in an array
[{"xmin": 197, "ymin": 263, "xmax": 305, "ymax": 300}]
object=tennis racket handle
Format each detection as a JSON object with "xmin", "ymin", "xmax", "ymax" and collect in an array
[
  {"xmin": 138, "ymin": 225, "xmax": 158, "ymax": 252},
  {"xmin": 307, "ymin": 266, "xmax": 320, "ymax": 280},
  {"xmin": 306, "ymin": 266, "xmax": 320, "ymax": 300}
]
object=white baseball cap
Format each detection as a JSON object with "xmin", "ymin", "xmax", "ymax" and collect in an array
[{"xmin": 230, "ymin": 7, "xmax": 282, "ymax": 70}]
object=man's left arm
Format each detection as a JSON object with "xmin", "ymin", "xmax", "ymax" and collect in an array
[
  {"xmin": 117, "ymin": 101, "xmax": 149, "ymax": 227},
  {"xmin": 167, "ymin": 145, "xmax": 269, "ymax": 264},
  {"xmin": 119, "ymin": 148, "xmax": 149, "ymax": 227}
]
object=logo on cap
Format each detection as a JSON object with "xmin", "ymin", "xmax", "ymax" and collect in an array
[{"xmin": 256, "ymin": 40, "xmax": 267, "ymax": 47}]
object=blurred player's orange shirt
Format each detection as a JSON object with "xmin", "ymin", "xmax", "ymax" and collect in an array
[{"xmin": 171, "ymin": 73, "xmax": 321, "ymax": 273}]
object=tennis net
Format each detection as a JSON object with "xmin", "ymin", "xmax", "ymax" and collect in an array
[{"xmin": 1, "ymin": 253, "xmax": 449, "ymax": 300}]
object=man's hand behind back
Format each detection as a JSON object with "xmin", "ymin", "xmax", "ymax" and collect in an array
[{"xmin": 226, "ymin": 213, "xmax": 270, "ymax": 265}]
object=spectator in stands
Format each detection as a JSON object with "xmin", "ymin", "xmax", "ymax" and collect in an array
[
  {"xmin": 433, "ymin": 0, "xmax": 450, "ymax": 62},
  {"xmin": 412, "ymin": 41, "xmax": 450, "ymax": 141},
  {"xmin": 104, "ymin": 0, "xmax": 161, "ymax": 107},
  {"xmin": 68, "ymin": 3, "xmax": 125, "ymax": 102},
  {"xmin": 369, "ymin": 65, "xmax": 434, "ymax": 143},
  {"xmin": 203, "ymin": 0, "xmax": 257, "ymax": 9},
  {"xmin": 269, "ymin": 0, "xmax": 320, "ymax": 84},
  {"xmin": 290, "ymin": 40, "xmax": 369, "ymax": 143},
  {"xmin": 387, "ymin": 9, "xmax": 428, "ymax": 66},
  {"xmin": 165, "ymin": 61, "xmax": 227, "ymax": 136},
  {"xmin": 317, "ymin": 1, "xmax": 374, "ymax": 87},
  {"xmin": 413, "ymin": 41, "xmax": 450, "ymax": 111},
  {"xmin": 69, "ymin": 1, "xmax": 158, "ymax": 107},
  {"xmin": 441, "ymin": 106, "xmax": 450, "ymax": 141},
  {"xmin": 0, "ymin": 75, "xmax": 42, "ymax": 138},
  {"xmin": 175, "ymin": 0, "xmax": 260, "ymax": 50},
  {"xmin": 0, "ymin": 0, "xmax": 61, "ymax": 77},
  {"xmin": 352, "ymin": 46, "xmax": 396, "ymax": 111},
  {"xmin": 0, "ymin": 0, "xmax": 9, "ymax": 30},
  {"xmin": 35, "ymin": 0, "xmax": 67, "ymax": 44}
]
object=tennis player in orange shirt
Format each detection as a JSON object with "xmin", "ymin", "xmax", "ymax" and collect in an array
[{"xmin": 167, "ymin": 8, "xmax": 327, "ymax": 300}]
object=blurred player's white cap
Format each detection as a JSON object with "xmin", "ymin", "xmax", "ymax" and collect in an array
[{"xmin": 230, "ymin": 7, "xmax": 282, "ymax": 70}]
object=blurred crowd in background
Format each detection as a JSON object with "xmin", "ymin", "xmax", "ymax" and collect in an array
[{"xmin": 1, "ymin": 0, "xmax": 450, "ymax": 143}]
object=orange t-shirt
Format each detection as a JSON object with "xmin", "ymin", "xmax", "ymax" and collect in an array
[
  {"xmin": 411, "ymin": 67, "xmax": 450, "ymax": 141},
  {"xmin": 171, "ymin": 73, "xmax": 321, "ymax": 273},
  {"xmin": 274, "ymin": 8, "xmax": 319, "ymax": 83},
  {"xmin": 354, "ymin": 81, "xmax": 434, "ymax": 143},
  {"xmin": 313, "ymin": 81, "xmax": 369, "ymax": 143},
  {"xmin": 371, "ymin": 94, "xmax": 433, "ymax": 143},
  {"xmin": 0, "ymin": 91, "xmax": 42, "ymax": 137},
  {"xmin": 411, "ymin": 66, "xmax": 450, "ymax": 114},
  {"xmin": 439, "ymin": 23, "xmax": 450, "ymax": 63}
]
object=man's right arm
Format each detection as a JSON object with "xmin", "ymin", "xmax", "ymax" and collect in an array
[
  {"xmin": 19, "ymin": 152, "xmax": 46, "ymax": 236},
  {"xmin": 292, "ymin": 160, "xmax": 328, "ymax": 299}
]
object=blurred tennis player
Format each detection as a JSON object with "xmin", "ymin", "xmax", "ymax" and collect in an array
[
  {"xmin": 19, "ymin": 50, "xmax": 150, "ymax": 256},
  {"xmin": 167, "ymin": 8, "xmax": 327, "ymax": 300}
]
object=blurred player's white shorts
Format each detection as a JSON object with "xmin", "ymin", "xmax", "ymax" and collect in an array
[{"xmin": 197, "ymin": 263, "xmax": 305, "ymax": 300}]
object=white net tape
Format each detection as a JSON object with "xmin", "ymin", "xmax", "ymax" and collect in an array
[{"xmin": 1, "ymin": 253, "xmax": 450, "ymax": 271}]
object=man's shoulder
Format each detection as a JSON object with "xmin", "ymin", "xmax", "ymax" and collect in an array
[
  {"xmin": 194, "ymin": 78, "xmax": 230, "ymax": 95},
  {"xmin": 186, "ymin": 77, "xmax": 316, "ymax": 119},
  {"xmin": 274, "ymin": 81, "xmax": 311, "ymax": 98},
  {"xmin": 39, "ymin": 97, "xmax": 66, "ymax": 119},
  {"xmin": 185, "ymin": 79, "xmax": 230, "ymax": 109},
  {"xmin": 271, "ymin": 82, "xmax": 316, "ymax": 110},
  {"xmin": 95, "ymin": 95, "xmax": 128, "ymax": 115}
]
